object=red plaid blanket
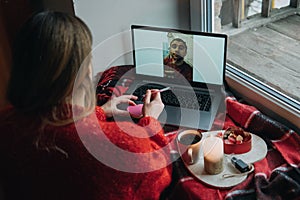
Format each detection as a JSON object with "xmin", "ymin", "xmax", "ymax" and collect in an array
[
  {"xmin": 163, "ymin": 97, "xmax": 300, "ymax": 200},
  {"xmin": 96, "ymin": 65, "xmax": 300, "ymax": 200}
]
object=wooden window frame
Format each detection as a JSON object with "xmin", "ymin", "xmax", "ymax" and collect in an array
[{"xmin": 226, "ymin": 64, "xmax": 300, "ymax": 133}]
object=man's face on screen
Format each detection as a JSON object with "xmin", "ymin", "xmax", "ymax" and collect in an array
[{"xmin": 169, "ymin": 40, "xmax": 187, "ymax": 62}]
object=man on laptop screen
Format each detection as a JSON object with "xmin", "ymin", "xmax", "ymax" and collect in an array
[
  {"xmin": 129, "ymin": 25, "xmax": 227, "ymax": 130},
  {"xmin": 163, "ymin": 38, "xmax": 193, "ymax": 81}
]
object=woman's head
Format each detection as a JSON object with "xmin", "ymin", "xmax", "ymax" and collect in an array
[{"xmin": 8, "ymin": 11, "xmax": 93, "ymax": 116}]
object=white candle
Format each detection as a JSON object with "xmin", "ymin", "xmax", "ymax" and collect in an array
[{"xmin": 203, "ymin": 136, "xmax": 224, "ymax": 175}]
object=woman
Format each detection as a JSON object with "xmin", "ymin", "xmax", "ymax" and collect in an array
[{"xmin": 0, "ymin": 11, "xmax": 171, "ymax": 200}]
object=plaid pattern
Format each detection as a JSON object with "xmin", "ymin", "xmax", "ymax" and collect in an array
[
  {"xmin": 163, "ymin": 97, "xmax": 300, "ymax": 200},
  {"xmin": 96, "ymin": 65, "xmax": 300, "ymax": 200}
]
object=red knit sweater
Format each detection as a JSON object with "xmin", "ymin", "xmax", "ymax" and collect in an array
[{"xmin": 0, "ymin": 105, "xmax": 172, "ymax": 200}]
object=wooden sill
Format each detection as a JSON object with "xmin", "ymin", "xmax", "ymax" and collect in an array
[{"xmin": 225, "ymin": 65, "xmax": 300, "ymax": 133}]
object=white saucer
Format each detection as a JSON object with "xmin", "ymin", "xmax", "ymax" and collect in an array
[{"xmin": 184, "ymin": 130, "xmax": 267, "ymax": 188}]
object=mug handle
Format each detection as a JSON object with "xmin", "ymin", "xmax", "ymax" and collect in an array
[{"xmin": 187, "ymin": 148, "xmax": 193, "ymax": 164}]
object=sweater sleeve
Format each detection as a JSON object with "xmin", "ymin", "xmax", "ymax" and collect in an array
[
  {"xmin": 95, "ymin": 106, "xmax": 107, "ymax": 121},
  {"xmin": 95, "ymin": 106, "xmax": 169, "ymax": 147},
  {"xmin": 138, "ymin": 116, "xmax": 169, "ymax": 147}
]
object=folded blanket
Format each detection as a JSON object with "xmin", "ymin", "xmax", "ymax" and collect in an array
[
  {"xmin": 96, "ymin": 65, "xmax": 300, "ymax": 200},
  {"xmin": 96, "ymin": 65, "xmax": 134, "ymax": 106}
]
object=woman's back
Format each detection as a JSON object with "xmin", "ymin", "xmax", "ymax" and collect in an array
[
  {"xmin": 1, "ymin": 10, "xmax": 172, "ymax": 200},
  {"xmin": 0, "ymin": 105, "xmax": 171, "ymax": 200}
]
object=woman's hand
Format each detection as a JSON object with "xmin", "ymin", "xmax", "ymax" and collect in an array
[
  {"xmin": 142, "ymin": 89, "xmax": 164, "ymax": 119},
  {"xmin": 101, "ymin": 95, "xmax": 137, "ymax": 118}
]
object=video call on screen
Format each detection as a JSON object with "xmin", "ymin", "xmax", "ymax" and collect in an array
[{"xmin": 133, "ymin": 28, "xmax": 226, "ymax": 85}]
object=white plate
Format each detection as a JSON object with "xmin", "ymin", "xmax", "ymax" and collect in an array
[{"xmin": 184, "ymin": 130, "xmax": 267, "ymax": 188}]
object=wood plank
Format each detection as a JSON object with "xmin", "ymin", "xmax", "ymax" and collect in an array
[
  {"xmin": 286, "ymin": 14, "xmax": 300, "ymax": 23},
  {"xmin": 249, "ymin": 27, "xmax": 300, "ymax": 55},
  {"xmin": 232, "ymin": 0, "xmax": 242, "ymax": 28},
  {"xmin": 229, "ymin": 34, "xmax": 300, "ymax": 77},
  {"xmin": 227, "ymin": 12, "xmax": 300, "ymax": 102},
  {"xmin": 228, "ymin": 27, "xmax": 300, "ymax": 73},
  {"xmin": 227, "ymin": 41, "xmax": 300, "ymax": 100},
  {"xmin": 267, "ymin": 14, "xmax": 300, "ymax": 40},
  {"xmin": 261, "ymin": 0, "xmax": 272, "ymax": 17},
  {"xmin": 222, "ymin": 7, "xmax": 298, "ymax": 36}
]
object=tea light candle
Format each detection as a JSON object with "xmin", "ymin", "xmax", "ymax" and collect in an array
[{"xmin": 203, "ymin": 136, "xmax": 224, "ymax": 175}]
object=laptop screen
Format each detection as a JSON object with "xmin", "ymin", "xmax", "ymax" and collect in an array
[{"xmin": 131, "ymin": 25, "xmax": 227, "ymax": 86}]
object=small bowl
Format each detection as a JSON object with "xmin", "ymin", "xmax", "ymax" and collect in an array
[{"xmin": 223, "ymin": 127, "xmax": 252, "ymax": 154}]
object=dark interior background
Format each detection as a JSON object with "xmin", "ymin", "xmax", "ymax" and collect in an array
[{"xmin": 0, "ymin": 0, "xmax": 74, "ymax": 108}]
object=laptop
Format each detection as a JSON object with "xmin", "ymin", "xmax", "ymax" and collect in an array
[{"xmin": 126, "ymin": 25, "xmax": 228, "ymax": 130}]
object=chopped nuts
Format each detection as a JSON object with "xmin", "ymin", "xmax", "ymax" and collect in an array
[
  {"xmin": 236, "ymin": 135, "xmax": 243, "ymax": 141},
  {"xmin": 223, "ymin": 128, "xmax": 251, "ymax": 145}
]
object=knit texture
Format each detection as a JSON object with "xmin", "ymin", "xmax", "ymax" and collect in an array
[{"xmin": 0, "ymin": 105, "xmax": 172, "ymax": 200}]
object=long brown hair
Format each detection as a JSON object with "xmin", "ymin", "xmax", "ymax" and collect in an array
[{"xmin": 7, "ymin": 11, "xmax": 95, "ymax": 125}]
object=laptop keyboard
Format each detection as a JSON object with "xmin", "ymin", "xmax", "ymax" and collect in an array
[{"xmin": 132, "ymin": 84, "xmax": 212, "ymax": 112}]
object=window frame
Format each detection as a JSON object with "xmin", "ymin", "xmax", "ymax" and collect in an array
[
  {"xmin": 226, "ymin": 64, "xmax": 300, "ymax": 133},
  {"xmin": 190, "ymin": 0, "xmax": 214, "ymax": 32}
]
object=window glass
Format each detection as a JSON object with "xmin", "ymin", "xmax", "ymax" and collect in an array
[{"xmin": 217, "ymin": 0, "xmax": 300, "ymax": 104}]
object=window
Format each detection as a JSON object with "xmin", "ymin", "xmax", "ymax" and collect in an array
[{"xmin": 191, "ymin": 0, "xmax": 300, "ymax": 132}]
